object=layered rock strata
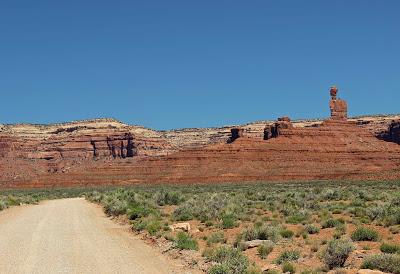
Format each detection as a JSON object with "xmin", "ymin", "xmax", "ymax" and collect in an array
[{"xmin": 1, "ymin": 88, "xmax": 400, "ymax": 188}]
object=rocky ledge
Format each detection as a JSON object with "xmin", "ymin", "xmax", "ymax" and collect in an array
[{"xmin": 1, "ymin": 88, "xmax": 400, "ymax": 188}]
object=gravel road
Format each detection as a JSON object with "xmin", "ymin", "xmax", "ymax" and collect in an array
[{"xmin": 0, "ymin": 198, "xmax": 190, "ymax": 274}]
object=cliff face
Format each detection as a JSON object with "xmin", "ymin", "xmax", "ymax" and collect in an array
[{"xmin": 1, "ymin": 90, "xmax": 400, "ymax": 188}]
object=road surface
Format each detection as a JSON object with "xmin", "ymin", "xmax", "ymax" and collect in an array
[{"xmin": 0, "ymin": 198, "xmax": 190, "ymax": 274}]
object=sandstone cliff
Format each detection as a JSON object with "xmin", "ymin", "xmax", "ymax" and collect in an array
[{"xmin": 1, "ymin": 88, "xmax": 400, "ymax": 188}]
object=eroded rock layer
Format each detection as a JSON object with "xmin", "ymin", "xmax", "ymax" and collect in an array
[{"xmin": 1, "ymin": 89, "xmax": 400, "ymax": 188}]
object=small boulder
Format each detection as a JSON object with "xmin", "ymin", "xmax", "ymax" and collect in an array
[
  {"xmin": 169, "ymin": 222, "xmax": 191, "ymax": 232},
  {"xmin": 239, "ymin": 239, "xmax": 274, "ymax": 250}
]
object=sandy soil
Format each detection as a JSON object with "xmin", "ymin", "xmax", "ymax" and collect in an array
[{"xmin": 0, "ymin": 198, "xmax": 193, "ymax": 274}]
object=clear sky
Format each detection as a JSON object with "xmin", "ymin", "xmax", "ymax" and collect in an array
[{"xmin": 0, "ymin": 1, "xmax": 399, "ymax": 130}]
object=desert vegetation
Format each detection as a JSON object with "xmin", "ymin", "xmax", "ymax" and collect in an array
[
  {"xmin": 2, "ymin": 181, "xmax": 400, "ymax": 273},
  {"xmin": 0, "ymin": 188, "xmax": 86, "ymax": 211},
  {"xmin": 82, "ymin": 181, "xmax": 400, "ymax": 273}
]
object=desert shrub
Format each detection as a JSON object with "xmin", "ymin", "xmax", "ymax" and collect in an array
[
  {"xmin": 321, "ymin": 218, "xmax": 345, "ymax": 229},
  {"xmin": 86, "ymin": 191, "xmax": 103, "ymax": 203},
  {"xmin": 127, "ymin": 203, "xmax": 156, "ymax": 220},
  {"xmin": 361, "ymin": 253, "xmax": 400, "ymax": 274},
  {"xmin": 380, "ymin": 242, "xmax": 400, "ymax": 254},
  {"xmin": 173, "ymin": 193, "xmax": 245, "ymax": 223},
  {"xmin": 132, "ymin": 218, "xmax": 148, "ymax": 231},
  {"xmin": 222, "ymin": 213, "xmax": 237, "ymax": 229},
  {"xmin": 256, "ymin": 225, "xmax": 280, "ymax": 242},
  {"xmin": 351, "ymin": 227, "xmax": 379, "ymax": 241},
  {"xmin": 305, "ymin": 224, "xmax": 320, "ymax": 234},
  {"xmin": 145, "ymin": 219, "xmax": 162, "ymax": 236},
  {"xmin": 207, "ymin": 231, "xmax": 225, "ymax": 244},
  {"xmin": 154, "ymin": 190, "xmax": 183, "ymax": 206},
  {"xmin": 275, "ymin": 250, "xmax": 300, "ymax": 264},
  {"xmin": 321, "ymin": 189, "xmax": 341, "ymax": 200},
  {"xmin": 173, "ymin": 205, "xmax": 194, "ymax": 221},
  {"xmin": 286, "ymin": 210, "xmax": 310, "ymax": 224},
  {"xmin": 282, "ymin": 262, "xmax": 296, "ymax": 274},
  {"xmin": 103, "ymin": 198, "xmax": 128, "ymax": 216},
  {"xmin": 241, "ymin": 225, "xmax": 279, "ymax": 243},
  {"xmin": 257, "ymin": 242, "xmax": 274, "ymax": 259},
  {"xmin": 324, "ymin": 239, "xmax": 354, "ymax": 269},
  {"xmin": 280, "ymin": 228, "xmax": 294, "ymax": 238},
  {"xmin": 242, "ymin": 227, "xmax": 258, "ymax": 241},
  {"xmin": 246, "ymin": 265, "xmax": 262, "ymax": 274},
  {"xmin": 383, "ymin": 208, "xmax": 400, "ymax": 226},
  {"xmin": 174, "ymin": 232, "xmax": 198, "ymax": 250},
  {"xmin": 0, "ymin": 199, "xmax": 8, "ymax": 211},
  {"xmin": 205, "ymin": 246, "xmax": 249, "ymax": 274},
  {"xmin": 333, "ymin": 224, "xmax": 346, "ymax": 239},
  {"xmin": 366, "ymin": 205, "xmax": 386, "ymax": 221},
  {"xmin": 208, "ymin": 264, "xmax": 230, "ymax": 274}
]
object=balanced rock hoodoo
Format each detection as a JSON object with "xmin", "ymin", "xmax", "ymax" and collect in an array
[{"xmin": 329, "ymin": 86, "xmax": 348, "ymax": 120}]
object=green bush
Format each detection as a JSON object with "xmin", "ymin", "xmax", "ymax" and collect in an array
[
  {"xmin": 208, "ymin": 264, "xmax": 230, "ymax": 274},
  {"xmin": 104, "ymin": 198, "xmax": 128, "ymax": 216},
  {"xmin": 280, "ymin": 228, "xmax": 294, "ymax": 238},
  {"xmin": 174, "ymin": 232, "xmax": 198, "ymax": 250},
  {"xmin": 173, "ymin": 204, "xmax": 195, "ymax": 221},
  {"xmin": 333, "ymin": 224, "xmax": 346, "ymax": 239},
  {"xmin": 0, "ymin": 200, "xmax": 8, "ymax": 211},
  {"xmin": 127, "ymin": 204, "xmax": 155, "ymax": 220},
  {"xmin": 242, "ymin": 227, "xmax": 258, "ymax": 241},
  {"xmin": 132, "ymin": 218, "xmax": 148, "ymax": 231},
  {"xmin": 275, "ymin": 250, "xmax": 300, "ymax": 264},
  {"xmin": 207, "ymin": 231, "xmax": 225, "ymax": 244},
  {"xmin": 205, "ymin": 246, "xmax": 249, "ymax": 274},
  {"xmin": 256, "ymin": 225, "xmax": 280, "ymax": 242},
  {"xmin": 145, "ymin": 219, "xmax": 162, "ymax": 236},
  {"xmin": 384, "ymin": 209, "xmax": 400, "ymax": 226},
  {"xmin": 241, "ymin": 225, "xmax": 280, "ymax": 243},
  {"xmin": 321, "ymin": 218, "xmax": 345, "ymax": 229},
  {"xmin": 324, "ymin": 239, "xmax": 354, "ymax": 269},
  {"xmin": 351, "ymin": 227, "xmax": 379, "ymax": 241},
  {"xmin": 361, "ymin": 253, "xmax": 400, "ymax": 274},
  {"xmin": 286, "ymin": 211, "xmax": 310, "ymax": 224},
  {"xmin": 282, "ymin": 262, "xmax": 296, "ymax": 274},
  {"xmin": 257, "ymin": 242, "xmax": 274, "ymax": 259},
  {"xmin": 222, "ymin": 214, "xmax": 237, "ymax": 229},
  {"xmin": 380, "ymin": 242, "xmax": 400, "ymax": 254},
  {"xmin": 305, "ymin": 224, "xmax": 320, "ymax": 234},
  {"xmin": 154, "ymin": 190, "xmax": 183, "ymax": 206}
]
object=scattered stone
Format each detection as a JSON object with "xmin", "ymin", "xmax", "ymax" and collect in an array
[
  {"xmin": 239, "ymin": 240, "xmax": 274, "ymax": 250},
  {"xmin": 169, "ymin": 223, "xmax": 191, "ymax": 232}
]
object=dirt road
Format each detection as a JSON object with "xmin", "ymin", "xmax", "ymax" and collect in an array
[{"xmin": 0, "ymin": 198, "xmax": 192, "ymax": 274}]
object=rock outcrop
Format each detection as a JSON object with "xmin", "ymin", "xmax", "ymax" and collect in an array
[
  {"xmin": 264, "ymin": 117, "xmax": 294, "ymax": 140},
  {"xmin": 329, "ymin": 86, "xmax": 348, "ymax": 120},
  {"xmin": 377, "ymin": 120, "xmax": 400, "ymax": 144},
  {"xmin": 1, "ymin": 88, "xmax": 400, "ymax": 188}
]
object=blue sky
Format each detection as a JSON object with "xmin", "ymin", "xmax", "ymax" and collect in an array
[{"xmin": 0, "ymin": 1, "xmax": 399, "ymax": 129}]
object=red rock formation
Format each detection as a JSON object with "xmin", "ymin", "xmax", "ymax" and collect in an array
[
  {"xmin": 264, "ymin": 117, "xmax": 294, "ymax": 140},
  {"xmin": 228, "ymin": 128, "xmax": 245, "ymax": 143},
  {"xmin": 1, "ymin": 89, "xmax": 400, "ymax": 188},
  {"xmin": 329, "ymin": 86, "xmax": 348, "ymax": 120},
  {"xmin": 377, "ymin": 120, "xmax": 400, "ymax": 144}
]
